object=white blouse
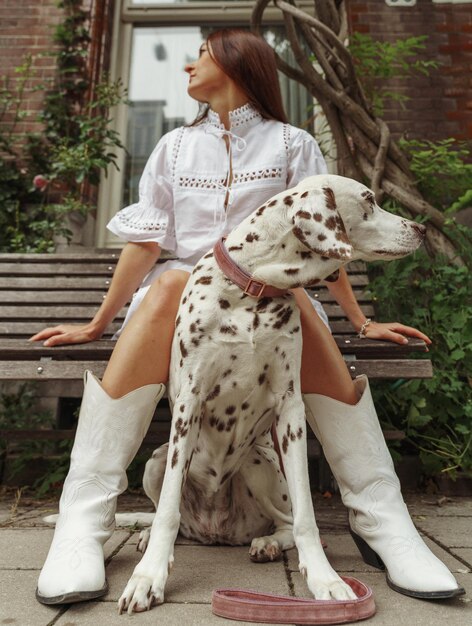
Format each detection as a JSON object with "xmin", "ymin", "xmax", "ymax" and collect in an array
[{"xmin": 107, "ymin": 103, "xmax": 329, "ymax": 331}]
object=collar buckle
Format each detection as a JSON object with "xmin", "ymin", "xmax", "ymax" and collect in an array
[{"xmin": 243, "ymin": 278, "xmax": 266, "ymax": 298}]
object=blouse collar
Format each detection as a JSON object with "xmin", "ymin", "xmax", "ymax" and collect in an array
[{"xmin": 207, "ymin": 103, "xmax": 263, "ymax": 131}]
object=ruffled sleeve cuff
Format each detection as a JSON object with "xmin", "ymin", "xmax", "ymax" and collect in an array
[
  {"xmin": 106, "ymin": 132, "xmax": 177, "ymax": 252},
  {"xmin": 107, "ymin": 196, "xmax": 176, "ymax": 252},
  {"xmin": 287, "ymin": 128, "xmax": 328, "ymax": 188}
]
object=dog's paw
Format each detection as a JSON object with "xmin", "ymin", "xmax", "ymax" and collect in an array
[
  {"xmin": 118, "ymin": 572, "xmax": 167, "ymax": 614},
  {"xmin": 249, "ymin": 536, "xmax": 282, "ymax": 563},
  {"xmin": 300, "ymin": 563, "xmax": 357, "ymax": 601},
  {"xmin": 137, "ymin": 529, "xmax": 150, "ymax": 553}
]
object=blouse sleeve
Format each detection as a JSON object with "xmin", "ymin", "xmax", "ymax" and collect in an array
[
  {"xmin": 107, "ymin": 132, "xmax": 176, "ymax": 252},
  {"xmin": 286, "ymin": 127, "xmax": 328, "ymax": 188}
]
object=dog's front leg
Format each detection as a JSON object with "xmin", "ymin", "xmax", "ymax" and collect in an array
[
  {"xmin": 118, "ymin": 395, "xmax": 199, "ymax": 614},
  {"xmin": 276, "ymin": 396, "xmax": 357, "ymax": 601}
]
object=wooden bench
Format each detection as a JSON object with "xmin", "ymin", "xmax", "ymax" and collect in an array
[{"xmin": 0, "ymin": 250, "xmax": 432, "ymax": 477}]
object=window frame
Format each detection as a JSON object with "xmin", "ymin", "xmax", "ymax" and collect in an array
[{"xmin": 96, "ymin": 0, "xmax": 315, "ymax": 246}]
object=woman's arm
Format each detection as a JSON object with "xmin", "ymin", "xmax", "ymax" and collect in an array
[
  {"xmin": 29, "ymin": 242, "xmax": 161, "ymax": 346},
  {"xmin": 326, "ymin": 267, "xmax": 431, "ymax": 346}
]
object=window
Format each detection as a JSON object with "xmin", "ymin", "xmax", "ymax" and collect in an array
[{"xmin": 97, "ymin": 1, "xmax": 316, "ymax": 246}]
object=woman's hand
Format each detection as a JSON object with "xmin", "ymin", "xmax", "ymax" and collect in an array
[
  {"xmin": 29, "ymin": 322, "xmax": 105, "ymax": 347},
  {"xmin": 361, "ymin": 321, "xmax": 432, "ymax": 347}
]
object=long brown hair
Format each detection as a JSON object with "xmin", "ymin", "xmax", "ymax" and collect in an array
[{"xmin": 190, "ymin": 28, "xmax": 288, "ymax": 125}]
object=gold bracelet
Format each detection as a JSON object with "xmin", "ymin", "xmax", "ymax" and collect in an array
[{"xmin": 358, "ymin": 318, "xmax": 372, "ymax": 339}]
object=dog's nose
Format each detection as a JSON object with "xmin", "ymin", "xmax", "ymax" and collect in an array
[{"xmin": 412, "ymin": 223, "xmax": 426, "ymax": 237}]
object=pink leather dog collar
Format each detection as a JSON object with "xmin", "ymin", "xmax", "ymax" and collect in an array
[
  {"xmin": 214, "ymin": 237, "xmax": 289, "ymax": 299},
  {"xmin": 212, "ymin": 577, "xmax": 375, "ymax": 624}
]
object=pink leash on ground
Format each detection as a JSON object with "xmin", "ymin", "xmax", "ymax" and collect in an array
[{"xmin": 212, "ymin": 577, "xmax": 375, "ymax": 624}]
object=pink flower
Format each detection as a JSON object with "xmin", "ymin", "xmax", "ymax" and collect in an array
[{"xmin": 33, "ymin": 175, "xmax": 49, "ymax": 191}]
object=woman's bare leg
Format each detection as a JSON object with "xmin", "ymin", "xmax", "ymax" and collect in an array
[
  {"xmin": 102, "ymin": 270, "xmax": 190, "ymax": 398},
  {"xmin": 292, "ymin": 289, "xmax": 357, "ymax": 405}
]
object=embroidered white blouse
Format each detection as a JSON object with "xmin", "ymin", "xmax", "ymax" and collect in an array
[{"xmin": 107, "ymin": 103, "xmax": 329, "ymax": 330}]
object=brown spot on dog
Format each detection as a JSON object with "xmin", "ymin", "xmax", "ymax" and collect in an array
[
  {"xmin": 284, "ymin": 195, "xmax": 294, "ymax": 206},
  {"xmin": 282, "ymin": 494, "xmax": 288, "ymax": 501},
  {"xmin": 325, "ymin": 216, "xmax": 337, "ymax": 230},
  {"xmin": 297, "ymin": 427, "xmax": 303, "ymax": 439},
  {"xmin": 268, "ymin": 199, "xmax": 278, "ymax": 207},
  {"xmin": 284, "ymin": 268, "xmax": 299, "ymax": 275},
  {"xmin": 180, "ymin": 340, "xmax": 188, "ymax": 358},
  {"xmin": 273, "ymin": 307, "xmax": 293, "ymax": 329},
  {"xmin": 313, "ymin": 213, "xmax": 323, "ymax": 222},
  {"xmin": 282, "ymin": 435, "xmax": 289, "ymax": 454},
  {"xmin": 325, "ymin": 270, "xmax": 340, "ymax": 282},
  {"xmin": 323, "ymin": 187, "xmax": 337, "ymax": 211},
  {"xmin": 206, "ymin": 385, "xmax": 221, "ymax": 401},
  {"xmin": 171, "ymin": 448, "xmax": 179, "ymax": 468},
  {"xmin": 296, "ymin": 210, "xmax": 311, "ymax": 220},
  {"xmin": 241, "ymin": 401, "xmax": 249, "ymax": 410},
  {"xmin": 254, "ymin": 458, "xmax": 261, "ymax": 464},
  {"xmin": 219, "ymin": 298, "xmax": 230, "ymax": 309},
  {"xmin": 227, "ymin": 444, "xmax": 235, "ymax": 455},
  {"xmin": 246, "ymin": 232, "xmax": 260, "ymax": 242},
  {"xmin": 258, "ymin": 373, "xmax": 266, "ymax": 385},
  {"xmin": 220, "ymin": 324, "xmax": 237, "ymax": 335},
  {"xmin": 195, "ymin": 275, "xmax": 212, "ymax": 286},
  {"xmin": 318, "ymin": 234, "xmax": 327, "ymax": 242},
  {"xmin": 229, "ymin": 244, "xmax": 244, "ymax": 251},
  {"xmin": 301, "ymin": 191, "xmax": 309, "ymax": 198},
  {"xmin": 225, "ymin": 405, "xmax": 236, "ymax": 415}
]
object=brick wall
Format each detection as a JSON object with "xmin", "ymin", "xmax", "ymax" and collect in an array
[
  {"xmin": 0, "ymin": 0, "xmax": 63, "ymax": 147},
  {"xmin": 347, "ymin": 0, "xmax": 472, "ymax": 141}
]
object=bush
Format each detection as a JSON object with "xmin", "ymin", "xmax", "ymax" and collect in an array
[{"xmin": 368, "ymin": 241, "xmax": 472, "ymax": 477}]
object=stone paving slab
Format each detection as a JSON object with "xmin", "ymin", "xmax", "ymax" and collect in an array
[
  {"xmin": 450, "ymin": 548, "xmax": 472, "ymax": 569},
  {"xmin": 54, "ymin": 600, "xmax": 292, "ymax": 626},
  {"xmin": 0, "ymin": 529, "xmax": 131, "ymax": 569},
  {"xmin": 0, "ymin": 569, "xmax": 62, "ymax": 625},
  {"xmin": 416, "ymin": 517, "xmax": 472, "ymax": 548},
  {"xmin": 406, "ymin": 496, "xmax": 472, "ymax": 518},
  {"xmin": 103, "ymin": 542, "xmax": 290, "ymax": 603}
]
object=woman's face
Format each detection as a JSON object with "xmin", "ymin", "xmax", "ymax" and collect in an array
[{"xmin": 184, "ymin": 41, "xmax": 232, "ymax": 103}]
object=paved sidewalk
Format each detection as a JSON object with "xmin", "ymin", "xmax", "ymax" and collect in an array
[{"xmin": 0, "ymin": 488, "xmax": 471, "ymax": 626}]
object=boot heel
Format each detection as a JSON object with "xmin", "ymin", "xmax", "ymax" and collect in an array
[{"xmin": 350, "ymin": 529, "xmax": 385, "ymax": 570}]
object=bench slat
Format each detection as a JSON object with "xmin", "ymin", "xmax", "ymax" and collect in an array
[
  {"xmin": 0, "ymin": 337, "xmax": 428, "ymax": 359},
  {"xmin": 0, "ymin": 320, "xmax": 363, "ymax": 337},
  {"xmin": 0, "ymin": 303, "xmax": 375, "ymax": 320},
  {"xmin": 0, "ymin": 288, "xmax": 372, "ymax": 305},
  {"xmin": 0, "ymin": 277, "xmax": 114, "ymax": 289},
  {"xmin": 0, "ymin": 263, "xmax": 117, "ymax": 276},
  {"xmin": 0, "ymin": 306, "xmax": 127, "ymax": 319},
  {"xmin": 0, "ymin": 359, "xmax": 433, "ymax": 380}
]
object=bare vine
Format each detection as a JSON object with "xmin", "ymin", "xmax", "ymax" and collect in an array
[{"xmin": 251, "ymin": 0, "xmax": 461, "ymax": 261}]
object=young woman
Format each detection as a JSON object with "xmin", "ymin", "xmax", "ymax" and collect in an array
[{"xmin": 34, "ymin": 29, "xmax": 462, "ymax": 607}]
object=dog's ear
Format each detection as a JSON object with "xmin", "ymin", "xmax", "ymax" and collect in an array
[{"xmin": 290, "ymin": 186, "xmax": 353, "ymax": 261}]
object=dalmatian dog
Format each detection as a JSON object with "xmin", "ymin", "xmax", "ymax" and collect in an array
[{"xmin": 118, "ymin": 174, "xmax": 426, "ymax": 614}]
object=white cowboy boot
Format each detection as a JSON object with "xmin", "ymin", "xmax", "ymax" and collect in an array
[
  {"xmin": 303, "ymin": 375, "xmax": 464, "ymax": 599},
  {"xmin": 36, "ymin": 371, "xmax": 165, "ymax": 604}
]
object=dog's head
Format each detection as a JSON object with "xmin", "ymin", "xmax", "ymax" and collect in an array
[
  {"xmin": 226, "ymin": 174, "xmax": 425, "ymax": 290},
  {"xmin": 291, "ymin": 174, "xmax": 425, "ymax": 261}
]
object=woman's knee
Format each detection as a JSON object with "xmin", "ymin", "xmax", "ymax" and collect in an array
[{"xmin": 141, "ymin": 270, "xmax": 189, "ymax": 319}]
